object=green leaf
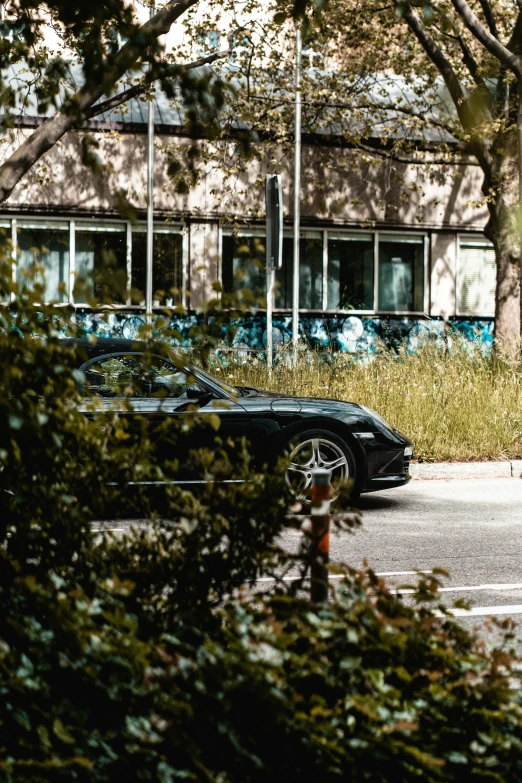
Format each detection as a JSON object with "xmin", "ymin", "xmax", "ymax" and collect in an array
[
  {"xmin": 8, "ymin": 414, "xmax": 23, "ymax": 430},
  {"xmin": 53, "ymin": 718, "xmax": 75, "ymax": 744},
  {"xmin": 447, "ymin": 752, "xmax": 468, "ymax": 764}
]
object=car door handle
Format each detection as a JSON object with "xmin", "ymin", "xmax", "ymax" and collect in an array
[{"xmin": 175, "ymin": 393, "xmax": 213, "ymax": 413}]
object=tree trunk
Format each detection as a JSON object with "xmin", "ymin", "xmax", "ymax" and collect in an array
[
  {"xmin": 493, "ymin": 239, "xmax": 521, "ymax": 358},
  {"xmin": 483, "ymin": 148, "xmax": 521, "ymax": 359}
]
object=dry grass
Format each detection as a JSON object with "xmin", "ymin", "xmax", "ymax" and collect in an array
[{"xmin": 210, "ymin": 341, "xmax": 522, "ymax": 463}]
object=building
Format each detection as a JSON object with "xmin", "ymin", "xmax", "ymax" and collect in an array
[{"xmin": 0, "ymin": 59, "xmax": 496, "ymax": 354}]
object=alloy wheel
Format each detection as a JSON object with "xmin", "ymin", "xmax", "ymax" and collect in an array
[{"xmin": 285, "ymin": 437, "xmax": 350, "ymax": 501}]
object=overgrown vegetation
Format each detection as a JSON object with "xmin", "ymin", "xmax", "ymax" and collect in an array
[
  {"xmin": 3, "ymin": 276, "xmax": 522, "ymax": 781},
  {"xmin": 212, "ymin": 339, "xmax": 522, "ymax": 463}
]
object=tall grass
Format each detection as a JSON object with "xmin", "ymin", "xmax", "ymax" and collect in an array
[{"xmin": 210, "ymin": 340, "xmax": 522, "ymax": 462}]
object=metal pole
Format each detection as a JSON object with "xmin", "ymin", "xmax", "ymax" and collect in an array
[
  {"xmin": 518, "ymin": 81, "xmax": 522, "ymax": 355},
  {"xmin": 267, "ymin": 263, "xmax": 274, "ymax": 373},
  {"xmin": 292, "ymin": 22, "xmax": 302, "ymax": 364},
  {"xmin": 145, "ymin": 1, "xmax": 155, "ymax": 324},
  {"xmin": 310, "ymin": 468, "xmax": 331, "ymax": 604}
]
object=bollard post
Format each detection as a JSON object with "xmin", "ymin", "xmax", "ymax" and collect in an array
[{"xmin": 310, "ymin": 468, "xmax": 332, "ymax": 603}]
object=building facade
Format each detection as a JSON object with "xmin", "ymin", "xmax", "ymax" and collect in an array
[{"xmin": 1, "ymin": 118, "xmax": 495, "ymax": 353}]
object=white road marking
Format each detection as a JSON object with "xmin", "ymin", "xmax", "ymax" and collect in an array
[
  {"xmin": 437, "ymin": 604, "xmax": 522, "ymax": 618},
  {"xmin": 256, "ymin": 571, "xmax": 435, "ymax": 583},
  {"xmin": 374, "ymin": 570, "xmax": 434, "ymax": 576},
  {"xmin": 394, "ymin": 583, "xmax": 522, "ymax": 595},
  {"xmin": 255, "ymin": 576, "xmax": 522, "ymax": 598},
  {"xmin": 256, "ymin": 575, "xmax": 309, "ymax": 582}
]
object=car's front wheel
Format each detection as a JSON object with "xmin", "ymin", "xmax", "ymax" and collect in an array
[{"xmin": 282, "ymin": 429, "xmax": 357, "ymax": 503}]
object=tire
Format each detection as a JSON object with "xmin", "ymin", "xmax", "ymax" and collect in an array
[{"xmin": 281, "ymin": 428, "xmax": 358, "ymax": 504}]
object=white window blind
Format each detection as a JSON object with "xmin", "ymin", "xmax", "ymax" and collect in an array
[{"xmin": 458, "ymin": 240, "xmax": 496, "ymax": 316}]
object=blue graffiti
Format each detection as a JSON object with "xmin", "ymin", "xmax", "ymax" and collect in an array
[{"xmin": 68, "ymin": 310, "xmax": 494, "ymax": 355}]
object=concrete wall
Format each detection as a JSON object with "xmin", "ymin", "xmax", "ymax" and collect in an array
[
  {"xmin": 4, "ymin": 130, "xmax": 489, "ymax": 231},
  {"xmin": 188, "ymin": 221, "xmax": 220, "ymax": 308},
  {"xmin": 430, "ymin": 232, "xmax": 457, "ymax": 317},
  {"xmin": 0, "ymin": 128, "xmax": 491, "ymax": 321}
]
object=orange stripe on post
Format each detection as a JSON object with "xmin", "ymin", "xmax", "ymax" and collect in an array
[{"xmin": 310, "ymin": 468, "xmax": 332, "ymax": 604}]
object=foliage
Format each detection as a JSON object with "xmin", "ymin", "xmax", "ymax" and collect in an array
[
  {"xmin": 2, "ymin": 272, "xmax": 522, "ymax": 782},
  {"xmin": 211, "ymin": 337, "xmax": 522, "ymax": 463},
  {"xmin": 0, "ymin": 0, "xmax": 232, "ymax": 202},
  {"xmin": 173, "ymin": 0, "xmax": 522, "ymax": 354}
]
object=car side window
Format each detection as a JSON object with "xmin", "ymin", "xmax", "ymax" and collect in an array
[{"xmin": 83, "ymin": 354, "xmax": 197, "ymax": 399}]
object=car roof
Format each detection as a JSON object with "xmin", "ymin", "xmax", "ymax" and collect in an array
[{"xmin": 61, "ymin": 338, "xmax": 160, "ymax": 363}]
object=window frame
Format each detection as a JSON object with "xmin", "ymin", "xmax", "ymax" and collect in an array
[
  {"xmin": 130, "ymin": 223, "xmax": 186, "ymax": 308},
  {"xmin": 1, "ymin": 215, "xmax": 186, "ymax": 309},
  {"xmin": 456, "ymin": 233, "xmax": 496, "ymax": 318},
  {"xmin": 16, "ymin": 219, "xmax": 71, "ymax": 305},
  {"xmin": 376, "ymin": 231, "xmax": 429, "ymax": 316},
  {"xmin": 220, "ymin": 225, "xmax": 429, "ymax": 316},
  {"xmin": 327, "ymin": 230, "xmax": 374, "ymax": 313}
]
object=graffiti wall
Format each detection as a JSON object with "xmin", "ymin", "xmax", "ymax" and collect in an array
[{"xmin": 70, "ymin": 311, "xmax": 494, "ymax": 355}]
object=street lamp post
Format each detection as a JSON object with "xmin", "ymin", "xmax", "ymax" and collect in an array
[
  {"xmin": 145, "ymin": 1, "xmax": 155, "ymax": 323},
  {"xmin": 292, "ymin": 22, "xmax": 302, "ymax": 363}
]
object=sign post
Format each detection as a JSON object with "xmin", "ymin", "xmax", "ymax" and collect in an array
[
  {"xmin": 265, "ymin": 174, "xmax": 283, "ymax": 372},
  {"xmin": 310, "ymin": 468, "xmax": 332, "ymax": 603}
]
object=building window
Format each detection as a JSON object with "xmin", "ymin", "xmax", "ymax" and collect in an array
[
  {"xmin": 198, "ymin": 30, "xmax": 220, "ymax": 56},
  {"xmin": 0, "ymin": 217, "xmax": 185, "ymax": 308},
  {"xmin": 131, "ymin": 228, "xmax": 183, "ymax": 306},
  {"xmin": 74, "ymin": 223, "xmax": 127, "ymax": 304},
  {"xmin": 221, "ymin": 228, "xmax": 427, "ymax": 313},
  {"xmin": 221, "ymin": 232, "xmax": 324, "ymax": 310},
  {"xmin": 457, "ymin": 237, "xmax": 495, "ymax": 316},
  {"xmin": 328, "ymin": 233, "xmax": 373, "ymax": 310},
  {"xmin": 0, "ymin": 221, "xmax": 12, "ymax": 301},
  {"xmin": 17, "ymin": 221, "xmax": 70, "ymax": 303},
  {"xmin": 302, "ymin": 45, "xmax": 326, "ymax": 71},
  {"xmin": 222, "ymin": 234, "xmax": 266, "ymax": 303},
  {"xmin": 378, "ymin": 234, "xmax": 424, "ymax": 313},
  {"xmin": 277, "ymin": 234, "xmax": 323, "ymax": 310}
]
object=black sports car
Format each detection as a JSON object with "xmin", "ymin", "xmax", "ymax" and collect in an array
[{"xmin": 67, "ymin": 338, "xmax": 413, "ymax": 500}]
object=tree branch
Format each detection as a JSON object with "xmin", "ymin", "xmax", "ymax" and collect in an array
[
  {"xmin": 430, "ymin": 20, "xmax": 485, "ymax": 86},
  {"xmin": 0, "ymin": 0, "xmax": 198, "ymax": 202},
  {"xmin": 395, "ymin": 1, "xmax": 495, "ymax": 175},
  {"xmin": 507, "ymin": 10, "xmax": 522, "ymax": 56},
  {"xmin": 85, "ymin": 51, "xmax": 228, "ymax": 120},
  {"xmin": 451, "ymin": 0, "xmax": 522, "ymax": 77},
  {"xmin": 250, "ymin": 95, "xmax": 459, "ymax": 136},
  {"xmin": 455, "ymin": 32, "xmax": 486, "ymax": 86},
  {"xmin": 358, "ymin": 102, "xmax": 458, "ymax": 136},
  {"xmin": 493, "ymin": 64, "xmax": 510, "ymax": 119},
  {"xmin": 477, "ymin": 0, "xmax": 499, "ymax": 39},
  {"xmin": 396, "ymin": 1, "xmax": 477, "ymax": 130},
  {"xmin": 353, "ymin": 140, "xmax": 478, "ymax": 166}
]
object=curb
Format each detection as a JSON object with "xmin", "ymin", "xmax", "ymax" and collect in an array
[{"xmin": 410, "ymin": 460, "xmax": 522, "ymax": 480}]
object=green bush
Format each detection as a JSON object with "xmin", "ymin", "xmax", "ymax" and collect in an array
[{"xmin": 2, "ymin": 275, "xmax": 522, "ymax": 782}]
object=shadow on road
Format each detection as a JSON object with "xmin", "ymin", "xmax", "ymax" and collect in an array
[{"xmin": 356, "ymin": 494, "xmax": 403, "ymax": 512}]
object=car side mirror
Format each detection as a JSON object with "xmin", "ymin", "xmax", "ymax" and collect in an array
[{"xmin": 186, "ymin": 387, "xmax": 212, "ymax": 406}]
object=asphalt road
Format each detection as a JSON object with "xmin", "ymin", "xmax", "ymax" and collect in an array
[
  {"xmin": 301, "ymin": 477, "xmax": 522, "ymax": 643},
  {"xmin": 95, "ymin": 477, "xmax": 522, "ymax": 642}
]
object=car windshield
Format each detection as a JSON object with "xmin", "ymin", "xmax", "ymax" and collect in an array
[{"xmin": 193, "ymin": 366, "xmax": 238, "ymax": 397}]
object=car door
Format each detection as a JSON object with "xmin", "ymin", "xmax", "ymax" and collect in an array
[{"xmin": 79, "ymin": 352, "xmax": 250, "ymax": 483}]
